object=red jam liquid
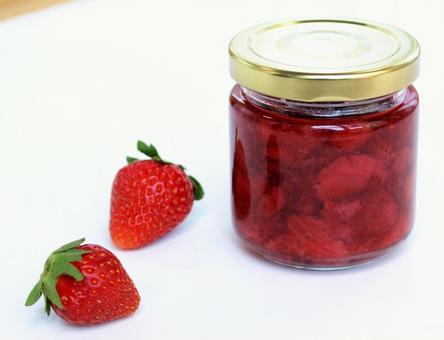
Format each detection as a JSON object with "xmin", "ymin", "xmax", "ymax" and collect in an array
[{"xmin": 230, "ymin": 85, "xmax": 419, "ymax": 269}]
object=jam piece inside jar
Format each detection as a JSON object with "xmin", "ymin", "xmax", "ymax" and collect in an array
[{"xmin": 230, "ymin": 85, "xmax": 419, "ymax": 269}]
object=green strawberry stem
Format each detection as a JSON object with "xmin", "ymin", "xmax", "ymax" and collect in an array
[
  {"xmin": 137, "ymin": 141, "xmax": 165, "ymax": 163},
  {"xmin": 126, "ymin": 156, "xmax": 139, "ymax": 164},
  {"xmin": 127, "ymin": 140, "xmax": 205, "ymax": 201},
  {"xmin": 188, "ymin": 175, "xmax": 204, "ymax": 201},
  {"xmin": 25, "ymin": 238, "xmax": 89, "ymax": 315}
]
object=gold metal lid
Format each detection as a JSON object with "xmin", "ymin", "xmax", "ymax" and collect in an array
[{"xmin": 229, "ymin": 18, "xmax": 420, "ymax": 102}]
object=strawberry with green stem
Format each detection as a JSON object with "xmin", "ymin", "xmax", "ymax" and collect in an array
[
  {"xmin": 25, "ymin": 238, "xmax": 140, "ymax": 325},
  {"xmin": 110, "ymin": 141, "xmax": 204, "ymax": 249}
]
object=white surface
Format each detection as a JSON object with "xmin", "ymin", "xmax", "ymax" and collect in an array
[{"xmin": 1, "ymin": 0, "xmax": 443, "ymax": 339}]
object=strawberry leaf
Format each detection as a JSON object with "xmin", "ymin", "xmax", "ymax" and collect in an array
[
  {"xmin": 189, "ymin": 175, "xmax": 204, "ymax": 200},
  {"xmin": 44, "ymin": 297, "xmax": 51, "ymax": 316},
  {"xmin": 25, "ymin": 279, "xmax": 43, "ymax": 306},
  {"xmin": 127, "ymin": 156, "xmax": 139, "ymax": 164},
  {"xmin": 137, "ymin": 141, "xmax": 163, "ymax": 162},
  {"xmin": 55, "ymin": 249, "xmax": 89, "ymax": 263},
  {"xmin": 53, "ymin": 238, "xmax": 85, "ymax": 253},
  {"xmin": 25, "ymin": 238, "xmax": 87, "ymax": 315},
  {"xmin": 51, "ymin": 261, "xmax": 84, "ymax": 281},
  {"xmin": 43, "ymin": 277, "xmax": 63, "ymax": 309}
]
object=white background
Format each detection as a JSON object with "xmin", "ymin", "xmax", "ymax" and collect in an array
[{"xmin": 1, "ymin": 0, "xmax": 443, "ymax": 339}]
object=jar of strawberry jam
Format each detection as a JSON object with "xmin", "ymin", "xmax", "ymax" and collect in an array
[{"xmin": 229, "ymin": 19, "xmax": 420, "ymax": 269}]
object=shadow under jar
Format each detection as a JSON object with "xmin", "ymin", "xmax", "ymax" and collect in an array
[{"xmin": 229, "ymin": 18, "xmax": 420, "ymax": 270}]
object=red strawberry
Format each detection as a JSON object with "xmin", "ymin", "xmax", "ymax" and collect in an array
[
  {"xmin": 256, "ymin": 186, "xmax": 286, "ymax": 218},
  {"xmin": 315, "ymin": 154, "xmax": 387, "ymax": 201},
  {"xmin": 110, "ymin": 141, "xmax": 204, "ymax": 249},
  {"xmin": 25, "ymin": 238, "xmax": 140, "ymax": 325},
  {"xmin": 353, "ymin": 189, "xmax": 398, "ymax": 237},
  {"xmin": 266, "ymin": 215, "xmax": 348, "ymax": 259},
  {"xmin": 323, "ymin": 199, "xmax": 363, "ymax": 223}
]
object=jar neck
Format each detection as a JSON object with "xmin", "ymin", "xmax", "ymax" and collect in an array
[{"xmin": 241, "ymin": 87, "xmax": 407, "ymax": 118}]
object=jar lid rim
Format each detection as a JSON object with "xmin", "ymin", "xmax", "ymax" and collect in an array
[{"xmin": 229, "ymin": 18, "xmax": 420, "ymax": 102}]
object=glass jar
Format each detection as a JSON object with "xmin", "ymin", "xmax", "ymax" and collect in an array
[{"xmin": 229, "ymin": 18, "xmax": 420, "ymax": 270}]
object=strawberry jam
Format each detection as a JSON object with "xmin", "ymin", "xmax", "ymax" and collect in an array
[
  {"xmin": 230, "ymin": 85, "xmax": 419, "ymax": 269},
  {"xmin": 229, "ymin": 18, "xmax": 420, "ymax": 269}
]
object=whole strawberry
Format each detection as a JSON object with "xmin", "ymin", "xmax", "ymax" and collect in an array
[
  {"xmin": 25, "ymin": 238, "xmax": 140, "ymax": 325},
  {"xmin": 110, "ymin": 141, "xmax": 204, "ymax": 249}
]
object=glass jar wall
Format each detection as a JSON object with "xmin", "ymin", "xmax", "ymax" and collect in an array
[{"xmin": 230, "ymin": 85, "xmax": 418, "ymax": 269}]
